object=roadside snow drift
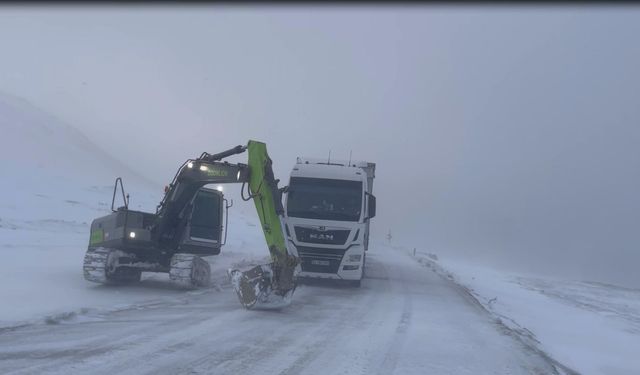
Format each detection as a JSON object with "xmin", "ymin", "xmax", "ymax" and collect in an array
[{"xmin": 412, "ymin": 250, "xmax": 640, "ymax": 375}]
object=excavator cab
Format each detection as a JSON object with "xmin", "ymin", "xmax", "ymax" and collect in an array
[{"xmin": 178, "ymin": 187, "xmax": 225, "ymax": 255}]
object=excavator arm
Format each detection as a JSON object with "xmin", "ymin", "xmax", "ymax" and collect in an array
[
  {"xmin": 153, "ymin": 140, "xmax": 298, "ymax": 309},
  {"xmin": 233, "ymin": 141, "xmax": 299, "ymax": 308}
]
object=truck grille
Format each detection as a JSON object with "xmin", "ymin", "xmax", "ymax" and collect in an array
[
  {"xmin": 296, "ymin": 246, "xmax": 345, "ymax": 274},
  {"xmin": 294, "ymin": 227, "xmax": 350, "ymax": 245}
]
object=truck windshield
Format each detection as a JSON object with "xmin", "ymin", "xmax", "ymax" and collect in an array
[{"xmin": 286, "ymin": 177, "xmax": 363, "ymax": 222}]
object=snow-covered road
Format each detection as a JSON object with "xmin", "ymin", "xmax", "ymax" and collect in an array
[{"xmin": 0, "ymin": 246, "xmax": 561, "ymax": 375}]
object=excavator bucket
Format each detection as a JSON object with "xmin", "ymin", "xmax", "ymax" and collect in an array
[{"xmin": 228, "ymin": 264, "xmax": 295, "ymax": 310}]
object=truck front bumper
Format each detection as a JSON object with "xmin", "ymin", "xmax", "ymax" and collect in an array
[{"xmin": 295, "ymin": 244, "xmax": 364, "ymax": 281}]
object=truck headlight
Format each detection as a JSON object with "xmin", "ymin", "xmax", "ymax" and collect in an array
[
  {"xmin": 348, "ymin": 254, "xmax": 362, "ymax": 262},
  {"xmin": 129, "ymin": 231, "xmax": 136, "ymax": 238}
]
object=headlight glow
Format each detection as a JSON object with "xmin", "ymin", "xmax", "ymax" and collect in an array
[
  {"xmin": 129, "ymin": 231, "xmax": 136, "ymax": 239},
  {"xmin": 199, "ymin": 165, "xmax": 209, "ymax": 172},
  {"xmin": 216, "ymin": 185, "xmax": 224, "ymax": 192},
  {"xmin": 187, "ymin": 162, "xmax": 194, "ymax": 169}
]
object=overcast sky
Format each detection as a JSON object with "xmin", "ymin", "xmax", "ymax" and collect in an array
[{"xmin": 1, "ymin": 6, "xmax": 639, "ymax": 286}]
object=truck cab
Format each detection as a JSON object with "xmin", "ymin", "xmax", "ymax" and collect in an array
[{"xmin": 284, "ymin": 157, "xmax": 376, "ymax": 286}]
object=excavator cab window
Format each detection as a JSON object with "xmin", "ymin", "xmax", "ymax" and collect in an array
[{"xmin": 189, "ymin": 188, "xmax": 223, "ymax": 242}]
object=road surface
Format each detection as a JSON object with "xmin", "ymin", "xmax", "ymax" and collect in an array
[{"xmin": 0, "ymin": 246, "xmax": 561, "ymax": 375}]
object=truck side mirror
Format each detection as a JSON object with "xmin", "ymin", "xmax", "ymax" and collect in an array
[{"xmin": 367, "ymin": 193, "xmax": 376, "ymax": 219}]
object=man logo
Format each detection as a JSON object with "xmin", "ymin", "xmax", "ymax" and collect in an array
[{"xmin": 309, "ymin": 233, "xmax": 334, "ymax": 241}]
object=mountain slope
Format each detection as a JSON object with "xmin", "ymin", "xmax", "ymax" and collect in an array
[
  {"xmin": 0, "ymin": 93, "xmax": 167, "ymax": 325},
  {"xmin": 0, "ymin": 92, "xmax": 156, "ymax": 188}
]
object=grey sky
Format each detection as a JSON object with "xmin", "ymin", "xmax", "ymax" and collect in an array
[{"xmin": 1, "ymin": 6, "xmax": 639, "ymax": 286}]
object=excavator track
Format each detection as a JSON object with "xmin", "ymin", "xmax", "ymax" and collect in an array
[
  {"xmin": 83, "ymin": 247, "xmax": 114, "ymax": 284},
  {"xmin": 83, "ymin": 247, "xmax": 142, "ymax": 284},
  {"xmin": 169, "ymin": 253, "xmax": 211, "ymax": 288}
]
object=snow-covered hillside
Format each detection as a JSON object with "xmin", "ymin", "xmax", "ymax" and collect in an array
[
  {"xmin": 0, "ymin": 93, "xmax": 157, "ymax": 185},
  {"xmin": 0, "ymin": 92, "xmax": 159, "ymax": 225},
  {"xmin": 0, "ymin": 93, "xmax": 268, "ymax": 327},
  {"xmin": 0, "ymin": 93, "xmax": 148, "ymax": 324}
]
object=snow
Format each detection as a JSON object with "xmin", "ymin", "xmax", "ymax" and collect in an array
[
  {"xmin": 2, "ymin": 92, "xmax": 639, "ymax": 374},
  {"xmin": 0, "ymin": 243, "xmax": 562, "ymax": 375},
  {"xmin": 411, "ymin": 250, "xmax": 640, "ymax": 375},
  {"xmin": 0, "ymin": 92, "xmax": 270, "ymax": 328},
  {"xmin": 0, "ymin": 175, "xmax": 269, "ymax": 327}
]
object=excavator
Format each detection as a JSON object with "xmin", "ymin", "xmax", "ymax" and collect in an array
[{"xmin": 82, "ymin": 140, "xmax": 299, "ymax": 309}]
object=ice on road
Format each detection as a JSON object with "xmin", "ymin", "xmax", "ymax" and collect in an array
[{"xmin": 0, "ymin": 245, "xmax": 559, "ymax": 375}]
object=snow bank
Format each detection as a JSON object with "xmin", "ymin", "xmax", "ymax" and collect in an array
[{"xmin": 410, "ymin": 250, "xmax": 640, "ymax": 375}]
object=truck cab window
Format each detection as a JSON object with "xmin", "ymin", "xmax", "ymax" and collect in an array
[{"xmin": 286, "ymin": 177, "xmax": 363, "ymax": 222}]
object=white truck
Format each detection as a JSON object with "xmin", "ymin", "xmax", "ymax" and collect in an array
[{"xmin": 284, "ymin": 157, "xmax": 376, "ymax": 286}]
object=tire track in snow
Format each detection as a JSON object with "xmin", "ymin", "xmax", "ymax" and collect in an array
[
  {"xmin": 375, "ymin": 259, "xmax": 413, "ymax": 375},
  {"xmin": 0, "ymin": 292, "xmax": 235, "ymax": 375},
  {"xmin": 263, "ymin": 280, "xmax": 387, "ymax": 375},
  {"xmin": 0, "ymin": 246, "xmax": 570, "ymax": 375}
]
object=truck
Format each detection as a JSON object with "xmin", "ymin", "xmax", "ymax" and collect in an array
[{"xmin": 283, "ymin": 157, "xmax": 376, "ymax": 287}]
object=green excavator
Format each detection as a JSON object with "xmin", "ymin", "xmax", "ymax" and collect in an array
[{"xmin": 82, "ymin": 140, "xmax": 299, "ymax": 309}]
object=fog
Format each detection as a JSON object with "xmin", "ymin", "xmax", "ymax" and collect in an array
[{"xmin": 1, "ymin": 6, "xmax": 639, "ymax": 286}]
